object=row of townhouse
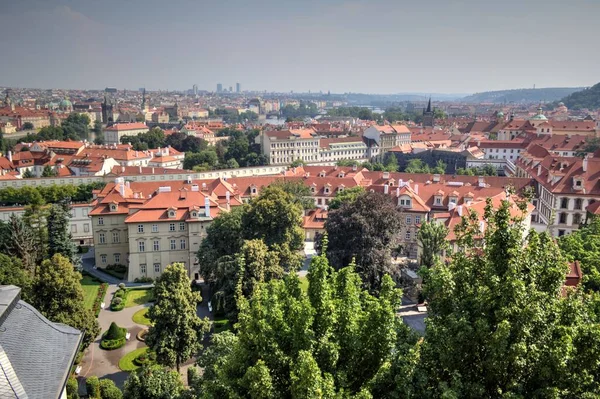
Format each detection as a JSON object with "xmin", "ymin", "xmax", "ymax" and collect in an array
[
  {"xmin": 0, "ymin": 203, "xmax": 94, "ymax": 245},
  {"xmin": 515, "ymin": 145, "xmax": 600, "ymax": 237},
  {"xmin": 90, "ymin": 166, "xmax": 533, "ymax": 281}
]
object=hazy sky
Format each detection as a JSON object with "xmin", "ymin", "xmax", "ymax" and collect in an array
[{"xmin": 1, "ymin": 0, "xmax": 598, "ymax": 94}]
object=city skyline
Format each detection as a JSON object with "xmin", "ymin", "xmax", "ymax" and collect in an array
[{"xmin": 0, "ymin": 0, "xmax": 599, "ymax": 94}]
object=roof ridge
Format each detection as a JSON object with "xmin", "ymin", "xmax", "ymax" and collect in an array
[{"xmin": 16, "ymin": 301, "xmax": 81, "ymax": 336}]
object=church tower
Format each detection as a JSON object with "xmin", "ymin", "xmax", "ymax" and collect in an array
[
  {"xmin": 141, "ymin": 89, "xmax": 148, "ymax": 112},
  {"xmin": 422, "ymin": 97, "xmax": 434, "ymax": 127}
]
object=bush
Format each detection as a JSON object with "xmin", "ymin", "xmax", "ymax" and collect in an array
[
  {"xmin": 100, "ymin": 337, "xmax": 126, "ymax": 350},
  {"xmin": 118, "ymin": 282, "xmax": 125, "ymax": 289},
  {"xmin": 105, "ymin": 322, "xmax": 126, "ymax": 340},
  {"xmin": 74, "ymin": 350, "xmax": 84, "ymax": 365},
  {"xmin": 133, "ymin": 350, "xmax": 156, "ymax": 366},
  {"xmin": 98, "ymin": 379, "xmax": 123, "ymax": 399},
  {"xmin": 66, "ymin": 377, "xmax": 79, "ymax": 399},
  {"xmin": 110, "ymin": 288, "xmax": 128, "ymax": 311},
  {"xmin": 101, "ymin": 322, "xmax": 127, "ymax": 350},
  {"xmin": 86, "ymin": 376, "xmax": 100, "ymax": 398},
  {"xmin": 92, "ymin": 283, "xmax": 108, "ymax": 317}
]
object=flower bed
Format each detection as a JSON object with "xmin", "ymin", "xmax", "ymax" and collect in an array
[{"xmin": 92, "ymin": 283, "xmax": 108, "ymax": 317}]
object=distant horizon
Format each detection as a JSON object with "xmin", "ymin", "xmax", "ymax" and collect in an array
[{"xmin": 1, "ymin": 1, "xmax": 598, "ymax": 93}]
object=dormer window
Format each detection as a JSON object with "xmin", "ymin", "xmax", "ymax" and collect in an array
[
  {"xmin": 389, "ymin": 178, "xmax": 395, "ymax": 187},
  {"xmin": 192, "ymin": 211, "xmax": 197, "ymax": 217},
  {"xmin": 110, "ymin": 203, "xmax": 118, "ymax": 212},
  {"xmin": 399, "ymin": 198, "xmax": 412, "ymax": 208},
  {"xmin": 338, "ymin": 185, "xmax": 345, "ymax": 192},
  {"xmin": 338, "ymin": 172, "xmax": 345, "ymax": 178},
  {"xmin": 319, "ymin": 171, "xmax": 326, "ymax": 177},
  {"xmin": 324, "ymin": 185, "xmax": 331, "ymax": 194},
  {"xmin": 449, "ymin": 196, "xmax": 458, "ymax": 204},
  {"xmin": 168, "ymin": 210, "xmax": 176, "ymax": 218},
  {"xmin": 250, "ymin": 185, "xmax": 257, "ymax": 195},
  {"xmin": 434, "ymin": 196, "xmax": 443, "ymax": 205},
  {"xmin": 573, "ymin": 178, "xmax": 583, "ymax": 190},
  {"xmin": 311, "ymin": 185, "xmax": 316, "ymax": 194}
]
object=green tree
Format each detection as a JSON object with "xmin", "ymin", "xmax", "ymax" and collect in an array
[
  {"xmin": 241, "ymin": 186, "xmax": 304, "ymax": 271},
  {"xmin": 559, "ymin": 216, "xmax": 600, "ymax": 291},
  {"xmin": 432, "ymin": 159, "xmax": 446, "ymax": 174},
  {"xmin": 67, "ymin": 377, "xmax": 80, "ymax": 399},
  {"xmin": 194, "ymin": 252, "xmax": 417, "ymax": 397},
  {"xmin": 404, "ymin": 159, "xmax": 430, "ymax": 174},
  {"xmin": 99, "ymin": 379, "xmax": 123, "ymax": 399},
  {"xmin": 416, "ymin": 199, "xmax": 600, "ymax": 397},
  {"xmin": 147, "ymin": 263, "xmax": 209, "ymax": 372},
  {"xmin": 86, "ymin": 376, "xmax": 101, "ymax": 398},
  {"xmin": 384, "ymin": 153, "xmax": 398, "ymax": 172},
  {"xmin": 30, "ymin": 254, "xmax": 100, "ymax": 349},
  {"xmin": 42, "ymin": 165, "xmax": 57, "ymax": 177},
  {"xmin": 47, "ymin": 202, "xmax": 79, "ymax": 267},
  {"xmin": 22, "ymin": 122, "xmax": 34, "ymax": 130},
  {"xmin": 0, "ymin": 254, "xmax": 32, "ymax": 296},
  {"xmin": 123, "ymin": 365, "xmax": 185, "ymax": 399},
  {"xmin": 290, "ymin": 159, "xmax": 306, "ymax": 167},
  {"xmin": 3, "ymin": 214, "xmax": 37, "ymax": 274},
  {"xmin": 270, "ymin": 179, "xmax": 315, "ymax": 210},
  {"xmin": 22, "ymin": 169, "xmax": 34, "ymax": 178},
  {"xmin": 62, "ymin": 113, "xmax": 91, "ymax": 140},
  {"xmin": 417, "ymin": 220, "xmax": 448, "ymax": 268},
  {"xmin": 323, "ymin": 192, "xmax": 404, "ymax": 292},
  {"xmin": 328, "ymin": 186, "xmax": 365, "ymax": 210}
]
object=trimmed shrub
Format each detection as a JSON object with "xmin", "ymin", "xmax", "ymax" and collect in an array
[
  {"xmin": 66, "ymin": 377, "xmax": 79, "ymax": 399},
  {"xmin": 105, "ymin": 322, "xmax": 126, "ymax": 340},
  {"xmin": 110, "ymin": 288, "xmax": 128, "ymax": 311},
  {"xmin": 98, "ymin": 379, "xmax": 123, "ymax": 399},
  {"xmin": 92, "ymin": 283, "xmax": 108, "ymax": 317},
  {"xmin": 118, "ymin": 282, "xmax": 125, "ymax": 289},
  {"xmin": 100, "ymin": 337, "xmax": 126, "ymax": 350},
  {"xmin": 133, "ymin": 276, "xmax": 154, "ymax": 283},
  {"xmin": 86, "ymin": 376, "xmax": 100, "ymax": 399},
  {"xmin": 133, "ymin": 350, "xmax": 156, "ymax": 366}
]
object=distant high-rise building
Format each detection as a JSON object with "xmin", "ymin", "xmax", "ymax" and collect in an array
[
  {"xmin": 229, "ymin": 86, "xmax": 233, "ymax": 92},
  {"xmin": 217, "ymin": 83, "xmax": 223, "ymax": 93},
  {"xmin": 193, "ymin": 84, "xmax": 198, "ymax": 96},
  {"xmin": 236, "ymin": 83, "xmax": 241, "ymax": 93}
]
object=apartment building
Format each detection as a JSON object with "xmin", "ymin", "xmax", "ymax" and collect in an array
[
  {"xmin": 103, "ymin": 122, "xmax": 149, "ymax": 145},
  {"xmin": 363, "ymin": 124, "xmax": 411, "ymax": 161},
  {"xmin": 259, "ymin": 128, "xmax": 320, "ymax": 164},
  {"xmin": 516, "ymin": 145, "xmax": 600, "ymax": 237}
]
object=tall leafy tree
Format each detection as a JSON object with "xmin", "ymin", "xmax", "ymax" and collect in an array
[
  {"xmin": 241, "ymin": 186, "xmax": 304, "ymax": 271},
  {"xmin": 559, "ymin": 216, "xmax": 600, "ymax": 291},
  {"xmin": 270, "ymin": 179, "xmax": 315, "ymax": 210},
  {"xmin": 416, "ymin": 199, "xmax": 600, "ymax": 397},
  {"xmin": 324, "ymin": 191, "xmax": 403, "ymax": 292},
  {"xmin": 123, "ymin": 366, "xmax": 184, "ymax": 399},
  {"xmin": 23, "ymin": 202, "xmax": 48, "ymax": 265},
  {"xmin": 30, "ymin": 254, "xmax": 100, "ymax": 349},
  {"xmin": 417, "ymin": 220, "xmax": 448, "ymax": 268},
  {"xmin": 47, "ymin": 201, "xmax": 79, "ymax": 268},
  {"xmin": 193, "ymin": 252, "xmax": 418, "ymax": 397},
  {"xmin": 146, "ymin": 263, "xmax": 209, "ymax": 372},
  {"xmin": 327, "ymin": 186, "xmax": 365, "ymax": 210},
  {"xmin": 3, "ymin": 214, "xmax": 37, "ymax": 275},
  {"xmin": 0, "ymin": 254, "xmax": 32, "ymax": 298}
]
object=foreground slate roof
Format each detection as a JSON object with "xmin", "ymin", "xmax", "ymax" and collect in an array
[{"xmin": 0, "ymin": 285, "xmax": 82, "ymax": 399}]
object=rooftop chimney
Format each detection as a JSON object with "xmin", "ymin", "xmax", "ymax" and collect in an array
[
  {"xmin": 583, "ymin": 155, "xmax": 589, "ymax": 172},
  {"xmin": 139, "ymin": 165, "xmax": 142, "ymax": 174},
  {"xmin": 204, "ymin": 197, "xmax": 211, "ymax": 217},
  {"xmin": 151, "ymin": 167, "xmax": 155, "ymax": 174},
  {"xmin": 121, "ymin": 166, "xmax": 125, "ymax": 173},
  {"xmin": 396, "ymin": 187, "xmax": 400, "ymax": 197},
  {"xmin": 457, "ymin": 205, "xmax": 463, "ymax": 216},
  {"xmin": 384, "ymin": 184, "xmax": 389, "ymax": 194},
  {"xmin": 414, "ymin": 184, "xmax": 419, "ymax": 194},
  {"xmin": 226, "ymin": 191, "xmax": 231, "ymax": 211},
  {"xmin": 383, "ymin": 171, "xmax": 390, "ymax": 179},
  {"xmin": 7, "ymin": 151, "xmax": 12, "ymax": 163}
]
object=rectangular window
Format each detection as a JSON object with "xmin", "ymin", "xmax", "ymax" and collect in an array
[
  {"xmin": 180, "ymin": 239, "xmax": 186, "ymax": 250},
  {"xmin": 435, "ymin": 198, "xmax": 442, "ymax": 205},
  {"xmin": 140, "ymin": 264, "xmax": 147, "ymax": 274},
  {"xmin": 138, "ymin": 241, "xmax": 145, "ymax": 252},
  {"xmin": 98, "ymin": 217, "xmax": 104, "ymax": 225},
  {"xmin": 560, "ymin": 198, "xmax": 569, "ymax": 209},
  {"xmin": 99, "ymin": 233, "xmax": 105, "ymax": 244},
  {"xmin": 405, "ymin": 231, "xmax": 411, "ymax": 240},
  {"xmin": 415, "ymin": 215, "xmax": 421, "ymax": 224},
  {"xmin": 84, "ymin": 223, "xmax": 90, "ymax": 232},
  {"xmin": 170, "ymin": 239, "xmax": 176, "ymax": 250},
  {"xmin": 71, "ymin": 224, "xmax": 77, "ymax": 233},
  {"xmin": 406, "ymin": 216, "xmax": 412, "ymax": 225},
  {"xmin": 138, "ymin": 224, "xmax": 144, "ymax": 233},
  {"xmin": 153, "ymin": 240, "xmax": 160, "ymax": 251},
  {"xmin": 101, "ymin": 254, "xmax": 107, "ymax": 264},
  {"xmin": 179, "ymin": 222, "xmax": 186, "ymax": 231},
  {"xmin": 111, "ymin": 232, "xmax": 118, "ymax": 243},
  {"xmin": 400, "ymin": 199, "xmax": 405, "ymax": 205},
  {"xmin": 169, "ymin": 223, "xmax": 175, "ymax": 232},
  {"xmin": 154, "ymin": 263, "xmax": 161, "ymax": 273},
  {"xmin": 114, "ymin": 253, "xmax": 120, "ymax": 264},
  {"xmin": 152, "ymin": 224, "xmax": 158, "ymax": 233}
]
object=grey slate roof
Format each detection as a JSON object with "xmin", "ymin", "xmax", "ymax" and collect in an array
[{"xmin": 0, "ymin": 285, "xmax": 83, "ymax": 399}]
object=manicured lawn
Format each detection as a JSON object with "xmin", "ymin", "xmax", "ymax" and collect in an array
[
  {"xmin": 81, "ymin": 275, "xmax": 102, "ymax": 310},
  {"xmin": 132, "ymin": 308, "xmax": 152, "ymax": 326},
  {"xmin": 125, "ymin": 288, "xmax": 153, "ymax": 308},
  {"xmin": 299, "ymin": 276, "xmax": 309, "ymax": 293},
  {"xmin": 119, "ymin": 347, "xmax": 149, "ymax": 372}
]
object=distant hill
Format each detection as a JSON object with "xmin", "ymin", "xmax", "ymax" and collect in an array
[
  {"xmin": 461, "ymin": 87, "xmax": 584, "ymax": 104},
  {"xmin": 560, "ymin": 82, "xmax": 600, "ymax": 110}
]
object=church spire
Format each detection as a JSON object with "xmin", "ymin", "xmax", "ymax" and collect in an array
[{"xmin": 426, "ymin": 97, "xmax": 432, "ymax": 113}]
